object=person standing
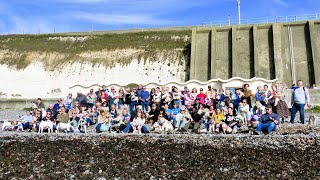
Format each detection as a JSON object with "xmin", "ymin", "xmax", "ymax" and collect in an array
[
  {"xmin": 290, "ymin": 80, "xmax": 310, "ymax": 124},
  {"xmin": 139, "ymin": 86, "xmax": 150, "ymax": 112},
  {"xmin": 242, "ymin": 84, "xmax": 253, "ymax": 108}
]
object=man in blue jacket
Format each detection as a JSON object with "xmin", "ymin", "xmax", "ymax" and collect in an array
[
  {"xmin": 139, "ymin": 86, "xmax": 150, "ymax": 112},
  {"xmin": 255, "ymin": 105, "xmax": 280, "ymax": 135}
]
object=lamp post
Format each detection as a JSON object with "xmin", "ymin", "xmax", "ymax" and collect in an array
[{"xmin": 237, "ymin": 0, "xmax": 241, "ymax": 24}]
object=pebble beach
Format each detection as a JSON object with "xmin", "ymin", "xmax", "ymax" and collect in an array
[{"xmin": 1, "ymin": 109, "xmax": 320, "ymax": 179}]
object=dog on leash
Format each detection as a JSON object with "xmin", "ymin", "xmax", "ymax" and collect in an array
[
  {"xmin": 159, "ymin": 117, "xmax": 173, "ymax": 132},
  {"xmin": 56, "ymin": 122, "xmax": 73, "ymax": 133},
  {"xmin": 38, "ymin": 120, "xmax": 54, "ymax": 133}
]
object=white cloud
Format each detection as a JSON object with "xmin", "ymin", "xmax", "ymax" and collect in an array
[
  {"xmin": 273, "ymin": 0, "xmax": 288, "ymax": 7},
  {"xmin": 73, "ymin": 12, "xmax": 174, "ymax": 25}
]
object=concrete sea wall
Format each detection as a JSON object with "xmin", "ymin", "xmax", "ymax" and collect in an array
[{"xmin": 191, "ymin": 20, "xmax": 320, "ymax": 87}]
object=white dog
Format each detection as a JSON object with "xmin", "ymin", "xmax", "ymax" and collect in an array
[
  {"xmin": 1, "ymin": 121, "xmax": 13, "ymax": 131},
  {"xmin": 38, "ymin": 120, "xmax": 54, "ymax": 133},
  {"xmin": 152, "ymin": 122, "xmax": 162, "ymax": 133},
  {"xmin": 56, "ymin": 122, "xmax": 73, "ymax": 133},
  {"xmin": 208, "ymin": 123, "xmax": 216, "ymax": 133},
  {"xmin": 159, "ymin": 117, "xmax": 173, "ymax": 132},
  {"xmin": 131, "ymin": 118, "xmax": 144, "ymax": 134},
  {"xmin": 131, "ymin": 121, "xmax": 142, "ymax": 134}
]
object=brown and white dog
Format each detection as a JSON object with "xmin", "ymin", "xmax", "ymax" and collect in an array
[{"xmin": 1, "ymin": 121, "xmax": 13, "ymax": 131}]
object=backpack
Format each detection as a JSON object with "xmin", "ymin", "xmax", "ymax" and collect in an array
[{"xmin": 293, "ymin": 87, "xmax": 307, "ymax": 102}]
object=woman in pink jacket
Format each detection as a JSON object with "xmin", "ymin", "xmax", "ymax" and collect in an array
[{"xmin": 184, "ymin": 90, "xmax": 193, "ymax": 105}]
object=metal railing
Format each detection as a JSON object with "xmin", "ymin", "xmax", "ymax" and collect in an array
[
  {"xmin": 201, "ymin": 13, "xmax": 320, "ymax": 27},
  {"xmin": 1, "ymin": 13, "xmax": 320, "ymax": 35}
]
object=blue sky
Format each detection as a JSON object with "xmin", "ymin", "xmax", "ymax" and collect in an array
[{"xmin": 0, "ymin": 0, "xmax": 319, "ymax": 34}]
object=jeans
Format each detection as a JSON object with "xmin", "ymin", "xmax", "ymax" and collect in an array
[
  {"xmin": 141, "ymin": 101, "xmax": 149, "ymax": 112},
  {"xmin": 118, "ymin": 102, "xmax": 123, "ymax": 110},
  {"xmin": 256, "ymin": 121, "xmax": 276, "ymax": 134},
  {"xmin": 231, "ymin": 125, "xmax": 238, "ymax": 134},
  {"xmin": 96, "ymin": 123, "xmax": 111, "ymax": 132},
  {"xmin": 86, "ymin": 118, "xmax": 96, "ymax": 126},
  {"xmin": 290, "ymin": 103, "xmax": 305, "ymax": 124},
  {"xmin": 130, "ymin": 102, "xmax": 138, "ymax": 115},
  {"xmin": 123, "ymin": 123, "xmax": 148, "ymax": 133},
  {"xmin": 22, "ymin": 122, "xmax": 30, "ymax": 129},
  {"xmin": 205, "ymin": 120, "xmax": 212, "ymax": 130},
  {"xmin": 175, "ymin": 118, "xmax": 187, "ymax": 129}
]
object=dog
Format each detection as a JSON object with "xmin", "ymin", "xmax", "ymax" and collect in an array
[
  {"xmin": 1, "ymin": 121, "xmax": 13, "ymax": 131},
  {"xmin": 309, "ymin": 115, "xmax": 317, "ymax": 126},
  {"xmin": 38, "ymin": 120, "xmax": 54, "ymax": 133},
  {"xmin": 78, "ymin": 118, "xmax": 87, "ymax": 133},
  {"xmin": 208, "ymin": 123, "xmax": 216, "ymax": 133},
  {"xmin": 152, "ymin": 122, "xmax": 162, "ymax": 133},
  {"xmin": 238, "ymin": 103, "xmax": 248, "ymax": 125},
  {"xmin": 56, "ymin": 122, "xmax": 73, "ymax": 133},
  {"xmin": 159, "ymin": 117, "xmax": 173, "ymax": 132},
  {"xmin": 131, "ymin": 120, "xmax": 142, "ymax": 134}
]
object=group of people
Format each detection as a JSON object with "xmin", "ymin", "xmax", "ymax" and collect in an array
[{"xmin": 15, "ymin": 80, "xmax": 310, "ymax": 135}]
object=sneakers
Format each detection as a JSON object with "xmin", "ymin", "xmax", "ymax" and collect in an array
[
  {"xmin": 199, "ymin": 129, "xmax": 208, "ymax": 133},
  {"xmin": 255, "ymin": 130, "xmax": 262, "ymax": 135}
]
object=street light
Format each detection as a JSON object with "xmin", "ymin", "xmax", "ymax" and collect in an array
[{"xmin": 237, "ymin": 0, "xmax": 241, "ymax": 24}]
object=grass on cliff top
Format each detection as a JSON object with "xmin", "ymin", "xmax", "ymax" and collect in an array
[
  {"xmin": 0, "ymin": 30, "xmax": 191, "ymax": 69},
  {"xmin": 0, "ymin": 30, "xmax": 191, "ymax": 53}
]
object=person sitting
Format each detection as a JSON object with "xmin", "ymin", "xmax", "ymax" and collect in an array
[
  {"xmin": 56, "ymin": 106, "xmax": 69, "ymax": 124},
  {"xmin": 121, "ymin": 108, "xmax": 133, "ymax": 133},
  {"xmin": 109, "ymin": 104, "xmax": 118, "ymax": 123},
  {"xmin": 130, "ymin": 109, "xmax": 149, "ymax": 133},
  {"xmin": 146, "ymin": 103, "xmax": 159, "ymax": 124},
  {"xmin": 237, "ymin": 99, "xmax": 252, "ymax": 125},
  {"xmin": 19, "ymin": 110, "xmax": 34, "ymax": 131},
  {"xmin": 221, "ymin": 107, "xmax": 239, "ymax": 134},
  {"xmin": 255, "ymin": 105, "xmax": 280, "ymax": 135},
  {"xmin": 200, "ymin": 106, "xmax": 216, "ymax": 133},
  {"xmin": 171, "ymin": 103, "xmax": 180, "ymax": 126},
  {"xmin": 214, "ymin": 108, "xmax": 225, "ymax": 133},
  {"xmin": 188, "ymin": 107, "xmax": 201, "ymax": 132},
  {"xmin": 69, "ymin": 110, "xmax": 81, "ymax": 132},
  {"xmin": 174, "ymin": 106, "xmax": 191, "ymax": 131},
  {"xmin": 96, "ymin": 110, "xmax": 112, "ymax": 133}
]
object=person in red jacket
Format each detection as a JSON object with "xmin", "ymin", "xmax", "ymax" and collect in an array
[{"xmin": 196, "ymin": 88, "xmax": 206, "ymax": 105}]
